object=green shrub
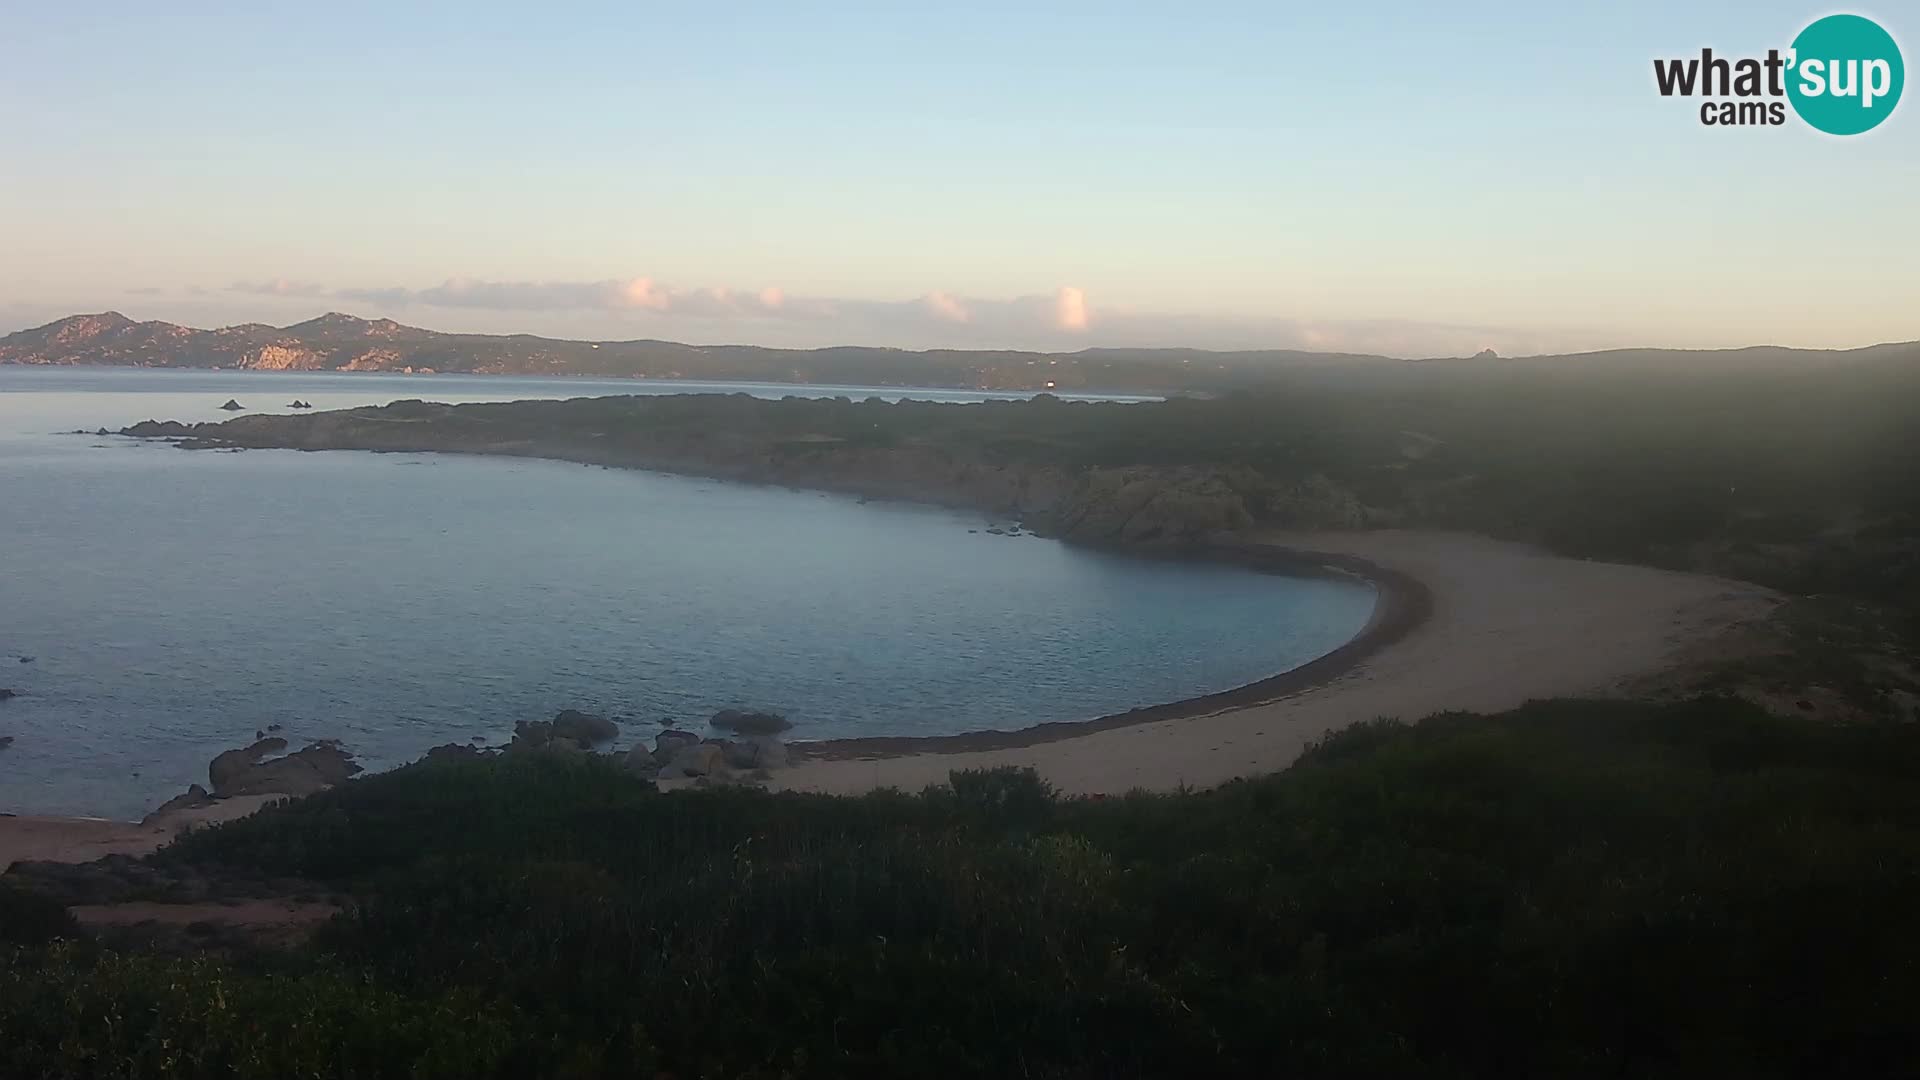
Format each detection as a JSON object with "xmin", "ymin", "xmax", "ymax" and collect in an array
[
  {"xmin": 0, "ymin": 883, "xmax": 80, "ymax": 946},
  {"xmin": 8, "ymin": 698, "xmax": 1920, "ymax": 1076}
]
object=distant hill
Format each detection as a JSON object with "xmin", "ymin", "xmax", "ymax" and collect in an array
[{"xmin": 2, "ymin": 311, "xmax": 1914, "ymax": 393}]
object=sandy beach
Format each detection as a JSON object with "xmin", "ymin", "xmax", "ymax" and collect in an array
[
  {"xmin": 770, "ymin": 529, "xmax": 1781, "ymax": 796},
  {"xmin": 0, "ymin": 796, "xmax": 280, "ymax": 873},
  {"xmin": 2, "ymin": 529, "xmax": 1780, "ymax": 866}
]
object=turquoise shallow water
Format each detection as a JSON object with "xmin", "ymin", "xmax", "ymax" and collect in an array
[{"xmin": 0, "ymin": 367, "xmax": 1374, "ymax": 819}]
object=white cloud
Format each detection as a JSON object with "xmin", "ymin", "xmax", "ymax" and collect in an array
[
  {"xmin": 923, "ymin": 291, "xmax": 970, "ymax": 323},
  {"xmin": 325, "ymin": 275, "xmax": 1090, "ymax": 341},
  {"xmin": 1053, "ymin": 286, "xmax": 1089, "ymax": 331},
  {"xmin": 209, "ymin": 272, "xmax": 1570, "ymax": 355}
]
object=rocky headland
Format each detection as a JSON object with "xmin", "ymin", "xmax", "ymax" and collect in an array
[{"xmin": 118, "ymin": 394, "xmax": 1381, "ymax": 551}]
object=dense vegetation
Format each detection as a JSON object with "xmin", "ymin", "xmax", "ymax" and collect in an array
[{"xmin": 7, "ymin": 698, "xmax": 1919, "ymax": 1077}]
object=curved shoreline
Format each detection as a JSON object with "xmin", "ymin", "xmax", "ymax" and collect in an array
[
  {"xmin": 116, "ymin": 419, "xmax": 1438, "ymax": 760},
  {"xmin": 795, "ymin": 540, "xmax": 1433, "ymax": 759},
  {"xmin": 770, "ymin": 530, "xmax": 1783, "ymax": 797},
  {"xmin": 15, "ymin": 417, "xmax": 1784, "ymax": 826},
  {"xmin": 6, "ymin": 530, "xmax": 1780, "ymax": 862}
]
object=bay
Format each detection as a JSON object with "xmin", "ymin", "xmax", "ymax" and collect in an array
[{"xmin": 0, "ymin": 367, "xmax": 1373, "ymax": 818}]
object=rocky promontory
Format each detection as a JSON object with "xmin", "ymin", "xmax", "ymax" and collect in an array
[{"xmin": 118, "ymin": 394, "xmax": 1388, "ymax": 550}]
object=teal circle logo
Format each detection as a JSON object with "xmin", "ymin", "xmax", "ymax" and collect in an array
[{"xmin": 1787, "ymin": 14, "xmax": 1904, "ymax": 134}]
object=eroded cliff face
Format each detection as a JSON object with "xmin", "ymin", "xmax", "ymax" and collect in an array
[
  {"xmin": 240, "ymin": 344, "xmax": 326, "ymax": 371},
  {"xmin": 339, "ymin": 349, "xmax": 405, "ymax": 371}
]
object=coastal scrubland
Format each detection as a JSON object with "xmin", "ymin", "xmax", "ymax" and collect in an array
[{"xmin": 7, "ymin": 697, "xmax": 1920, "ymax": 1077}]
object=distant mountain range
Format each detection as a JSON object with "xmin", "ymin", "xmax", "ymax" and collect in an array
[{"xmin": 2, "ymin": 311, "xmax": 1915, "ymax": 393}]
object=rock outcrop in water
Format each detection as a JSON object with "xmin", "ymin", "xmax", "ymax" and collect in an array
[
  {"xmin": 652, "ymin": 730, "xmax": 701, "ymax": 759},
  {"xmin": 207, "ymin": 736, "xmax": 360, "ymax": 798},
  {"xmin": 551, "ymin": 709, "xmax": 619, "ymax": 745},
  {"xmin": 218, "ymin": 399, "xmax": 244, "ymax": 411},
  {"xmin": 710, "ymin": 709, "xmax": 792, "ymax": 736}
]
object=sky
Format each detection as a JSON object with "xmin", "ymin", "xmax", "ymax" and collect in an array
[{"xmin": 1, "ymin": 1, "xmax": 1914, "ymax": 356}]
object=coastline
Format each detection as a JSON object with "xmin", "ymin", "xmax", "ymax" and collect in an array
[
  {"xmin": 1, "ymin": 529, "xmax": 1778, "ymax": 863},
  {"xmin": 766, "ymin": 530, "xmax": 1782, "ymax": 797},
  {"xmin": 8, "ymin": 413, "xmax": 1786, "ymax": 843},
  {"xmin": 0, "ymin": 796, "xmax": 281, "ymax": 873},
  {"xmin": 0, "ymin": 361, "xmax": 1150, "ymax": 401},
  {"xmin": 795, "ymin": 540, "xmax": 1433, "ymax": 758}
]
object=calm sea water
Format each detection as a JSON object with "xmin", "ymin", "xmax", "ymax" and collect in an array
[{"xmin": 0, "ymin": 367, "xmax": 1374, "ymax": 819}]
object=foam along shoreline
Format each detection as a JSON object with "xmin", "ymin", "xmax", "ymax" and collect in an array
[{"xmin": 769, "ymin": 529, "xmax": 1782, "ymax": 797}]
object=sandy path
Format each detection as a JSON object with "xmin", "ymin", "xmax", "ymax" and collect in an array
[
  {"xmin": 771, "ymin": 530, "xmax": 1780, "ymax": 796},
  {"xmin": 0, "ymin": 796, "xmax": 280, "ymax": 871}
]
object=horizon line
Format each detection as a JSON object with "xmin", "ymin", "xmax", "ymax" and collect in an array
[{"xmin": 10, "ymin": 309, "xmax": 1919, "ymax": 364}]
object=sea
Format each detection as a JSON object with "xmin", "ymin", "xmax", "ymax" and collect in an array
[{"xmin": 0, "ymin": 366, "xmax": 1375, "ymax": 819}]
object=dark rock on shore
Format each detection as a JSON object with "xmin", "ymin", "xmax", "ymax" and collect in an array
[
  {"xmin": 209, "ymin": 737, "xmax": 288, "ymax": 788},
  {"xmin": 659, "ymin": 743, "xmax": 727, "ymax": 779},
  {"xmin": 652, "ymin": 730, "xmax": 700, "ymax": 762},
  {"xmin": 550, "ymin": 709, "xmax": 618, "ymax": 745},
  {"xmin": 623, "ymin": 744, "xmax": 662, "ymax": 776},
  {"xmin": 506, "ymin": 720, "xmax": 588, "ymax": 757},
  {"xmin": 710, "ymin": 709, "xmax": 792, "ymax": 735},
  {"xmin": 145, "ymin": 784, "xmax": 215, "ymax": 820},
  {"xmin": 425, "ymin": 742, "xmax": 485, "ymax": 764},
  {"xmin": 207, "ymin": 737, "xmax": 359, "ymax": 798},
  {"xmin": 719, "ymin": 736, "xmax": 788, "ymax": 770}
]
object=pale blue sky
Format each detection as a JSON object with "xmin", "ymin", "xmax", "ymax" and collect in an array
[{"xmin": 1, "ymin": 1, "xmax": 1913, "ymax": 354}]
